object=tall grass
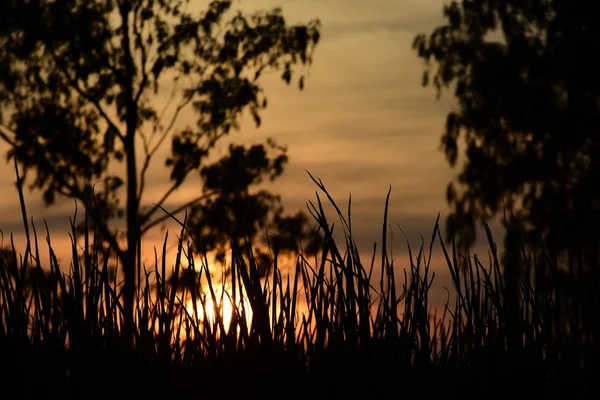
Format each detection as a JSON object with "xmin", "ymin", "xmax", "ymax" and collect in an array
[{"xmin": 0, "ymin": 174, "xmax": 598, "ymax": 399}]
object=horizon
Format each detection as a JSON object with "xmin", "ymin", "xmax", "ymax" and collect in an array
[{"xmin": 0, "ymin": 0, "xmax": 505, "ymax": 308}]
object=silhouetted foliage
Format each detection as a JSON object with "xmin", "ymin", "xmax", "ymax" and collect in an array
[
  {"xmin": 1, "ymin": 182, "xmax": 598, "ymax": 399},
  {"xmin": 0, "ymin": 0, "xmax": 321, "ymax": 332},
  {"xmin": 414, "ymin": 0, "xmax": 600, "ymax": 265}
]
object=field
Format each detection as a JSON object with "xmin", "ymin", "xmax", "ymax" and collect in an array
[{"xmin": 1, "ymin": 177, "xmax": 598, "ymax": 399}]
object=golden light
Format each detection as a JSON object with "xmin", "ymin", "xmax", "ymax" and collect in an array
[{"xmin": 185, "ymin": 292, "xmax": 253, "ymax": 334}]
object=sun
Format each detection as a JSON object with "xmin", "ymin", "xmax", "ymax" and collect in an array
[{"xmin": 185, "ymin": 293, "xmax": 252, "ymax": 334}]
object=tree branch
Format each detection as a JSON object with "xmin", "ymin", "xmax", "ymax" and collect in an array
[
  {"xmin": 133, "ymin": 0, "xmax": 150, "ymax": 104},
  {"xmin": 0, "ymin": 123, "xmax": 17, "ymax": 146},
  {"xmin": 151, "ymin": 82, "xmax": 196, "ymax": 155},
  {"xmin": 140, "ymin": 190, "xmax": 217, "ymax": 235},
  {"xmin": 48, "ymin": 51, "xmax": 125, "ymax": 143},
  {"xmin": 137, "ymin": 88, "xmax": 195, "ymax": 204},
  {"xmin": 139, "ymin": 180, "xmax": 182, "ymax": 227}
]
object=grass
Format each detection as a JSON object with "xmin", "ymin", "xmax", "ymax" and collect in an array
[{"xmin": 0, "ymin": 174, "xmax": 598, "ymax": 399}]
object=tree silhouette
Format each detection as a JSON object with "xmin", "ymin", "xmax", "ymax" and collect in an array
[
  {"xmin": 413, "ymin": 0, "xmax": 600, "ymax": 265},
  {"xmin": 0, "ymin": 0, "xmax": 320, "ymax": 337}
]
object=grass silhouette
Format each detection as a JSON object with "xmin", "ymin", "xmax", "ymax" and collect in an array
[{"xmin": 0, "ymin": 173, "xmax": 598, "ymax": 399}]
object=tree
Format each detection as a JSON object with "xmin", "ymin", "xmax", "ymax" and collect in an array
[
  {"xmin": 0, "ymin": 0, "xmax": 321, "ymax": 337},
  {"xmin": 413, "ymin": 0, "xmax": 600, "ymax": 265}
]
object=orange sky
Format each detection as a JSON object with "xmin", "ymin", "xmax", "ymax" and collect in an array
[{"xmin": 0, "ymin": 1, "xmax": 503, "ymax": 306}]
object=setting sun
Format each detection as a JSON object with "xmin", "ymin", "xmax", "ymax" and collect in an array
[{"xmin": 185, "ymin": 292, "xmax": 253, "ymax": 334}]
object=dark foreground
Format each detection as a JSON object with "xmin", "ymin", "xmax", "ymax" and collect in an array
[{"xmin": 1, "ymin": 188, "xmax": 598, "ymax": 399}]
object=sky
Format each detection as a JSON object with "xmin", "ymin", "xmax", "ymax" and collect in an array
[{"xmin": 0, "ymin": 0, "xmax": 503, "ymax": 306}]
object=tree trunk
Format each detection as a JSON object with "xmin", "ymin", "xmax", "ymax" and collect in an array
[
  {"xmin": 124, "ymin": 134, "xmax": 139, "ymax": 342},
  {"xmin": 120, "ymin": 3, "xmax": 139, "ymax": 343}
]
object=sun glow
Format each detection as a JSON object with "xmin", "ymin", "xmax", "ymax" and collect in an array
[{"xmin": 185, "ymin": 292, "xmax": 253, "ymax": 333}]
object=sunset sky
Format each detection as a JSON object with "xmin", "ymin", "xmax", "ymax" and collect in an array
[{"xmin": 0, "ymin": 0, "xmax": 499, "ymax": 304}]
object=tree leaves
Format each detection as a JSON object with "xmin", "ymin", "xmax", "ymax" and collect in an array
[
  {"xmin": 183, "ymin": 139, "xmax": 319, "ymax": 261},
  {"xmin": 0, "ymin": 0, "xmax": 321, "ymax": 272},
  {"xmin": 415, "ymin": 0, "xmax": 600, "ymax": 261}
]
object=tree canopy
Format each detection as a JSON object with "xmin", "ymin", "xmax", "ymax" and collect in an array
[
  {"xmin": 413, "ymin": 0, "xmax": 600, "ymax": 264},
  {"xmin": 0, "ymin": 0, "xmax": 321, "ymax": 334}
]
